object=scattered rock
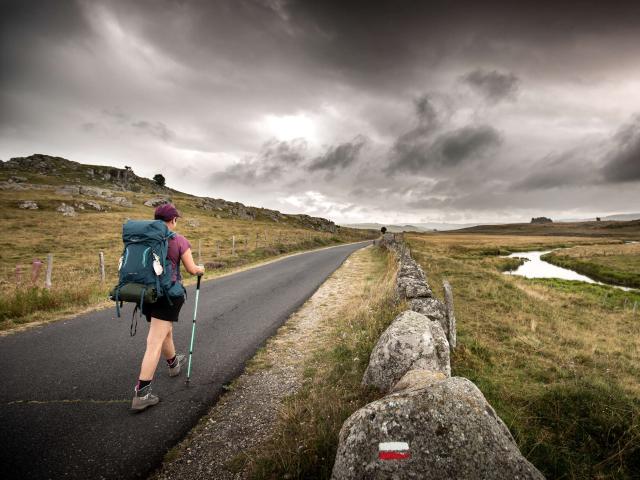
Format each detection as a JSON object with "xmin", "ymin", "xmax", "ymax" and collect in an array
[
  {"xmin": 9, "ymin": 175, "xmax": 27, "ymax": 183},
  {"xmin": 186, "ymin": 218, "xmax": 200, "ymax": 228},
  {"xmin": 0, "ymin": 181, "xmax": 27, "ymax": 190},
  {"xmin": 56, "ymin": 203, "xmax": 77, "ymax": 217},
  {"xmin": 85, "ymin": 200, "xmax": 104, "ymax": 211},
  {"xmin": 19, "ymin": 200, "xmax": 38, "ymax": 210},
  {"xmin": 332, "ymin": 377, "xmax": 545, "ymax": 480},
  {"xmin": 80, "ymin": 185, "xmax": 112, "ymax": 198},
  {"xmin": 362, "ymin": 310, "xmax": 450, "ymax": 392},
  {"xmin": 144, "ymin": 197, "xmax": 171, "ymax": 207},
  {"xmin": 110, "ymin": 196, "xmax": 133, "ymax": 208}
]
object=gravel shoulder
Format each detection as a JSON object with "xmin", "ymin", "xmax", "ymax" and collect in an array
[{"xmin": 152, "ymin": 245, "xmax": 376, "ymax": 480}]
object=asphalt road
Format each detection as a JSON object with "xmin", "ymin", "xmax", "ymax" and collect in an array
[{"xmin": 0, "ymin": 241, "xmax": 370, "ymax": 480}]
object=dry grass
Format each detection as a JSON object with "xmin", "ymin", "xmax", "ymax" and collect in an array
[
  {"xmin": 242, "ymin": 245, "xmax": 403, "ymax": 480},
  {"xmin": 1, "ymin": 187, "xmax": 372, "ymax": 329},
  {"xmin": 407, "ymin": 232, "xmax": 640, "ymax": 479}
]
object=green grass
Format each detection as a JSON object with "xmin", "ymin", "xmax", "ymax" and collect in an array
[
  {"xmin": 407, "ymin": 233, "xmax": 640, "ymax": 479},
  {"xmin": 543, "ymin": 252, "xmax": 640, "ymax": 289}
]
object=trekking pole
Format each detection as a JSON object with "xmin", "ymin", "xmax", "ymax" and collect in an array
[{"xmin": 186, "ymin": 273, "xmax": 203, "ymax": 385}]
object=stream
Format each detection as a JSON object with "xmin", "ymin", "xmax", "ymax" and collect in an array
[{"xmin": 503, "ymin": 250, "xmax": 636, "ymax": 291}]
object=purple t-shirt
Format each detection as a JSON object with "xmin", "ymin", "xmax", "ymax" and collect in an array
[{"xmin": 167, "ymin": 234, "xmax": 191, "ymax": 282}]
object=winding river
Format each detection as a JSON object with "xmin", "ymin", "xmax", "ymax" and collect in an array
[{"xmin": 504, "ymin": 250, "xmax": 636, "ymax": 291}]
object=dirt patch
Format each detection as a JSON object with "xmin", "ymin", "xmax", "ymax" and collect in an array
[{"xmin": 152, "ymin": 245, "xmax": 376, "ymax": 480}]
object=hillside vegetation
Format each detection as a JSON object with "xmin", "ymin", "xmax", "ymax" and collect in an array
[
  {"xmin": 0, "ymin": 154, "xmax": 374, "ymax": 330},
  {"xmin": 453, "ymin": 220, "xmax": 640, "ymax": 238},
  {"xmin": 407, "ymin": 232, "xmax": 640, "ymax": 479}
]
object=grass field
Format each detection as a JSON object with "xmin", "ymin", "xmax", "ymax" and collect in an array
[
  {"xmin": 542, "ymin": 243, "xmax": 640, "ymax": 289},
  {"xmin": 0, "ymin": 166, "xmax": 373, "ymax": 330},
  {"xmin": 407, "ymin": 232, "xmax": 640, "ymax": 479}
]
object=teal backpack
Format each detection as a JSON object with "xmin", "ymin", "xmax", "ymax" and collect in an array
[{"xmin": 110, "ymin": 220, "xmax": 185, "ymax": 335}]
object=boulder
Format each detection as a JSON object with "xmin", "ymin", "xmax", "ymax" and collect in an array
[
  {"xmin": 144, "ymin": 197, "xmax": 171, "ymax": 207},
  {"xmin": 109, "ymin": 196, "xmax": 133, "ymax": 207},
  {"xmin": 362, "ymin": 310, "xmax": 450, "ymax": 392},
  {"xmin": 79, "ymin": 185, "xmax": 112, "ymax": 198},
  {"xmin": 408, "ymin": 297, "xmax": 448, "ymax": 338},
  {"xmin": 19, "ymin": 200, "xmax": 38, "ymax": 210},
  {"xmin": 332, "ymin": 377, "xmax": 545, "ymax": 480},
  {"xmin": 56, "ymin": 203, "xmax": 76, "ymax": 217},
  {"xmin": 186, "ymin": 218, "xmax": 200, "ymax": 228},
  {"xmin": 9, "ymin": 175, "xmax": 27, "ymax": 183}
]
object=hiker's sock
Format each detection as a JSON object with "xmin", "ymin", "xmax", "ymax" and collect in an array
[
  {"xmin": 167, "ymin": 355, "xmax": 177, "ymax": 368},
  {"xmin": 136, "ymin": 379, "xmax": 151, "ymax": 392}
]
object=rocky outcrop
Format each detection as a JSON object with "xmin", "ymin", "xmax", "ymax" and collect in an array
[
  {"xmin": 362, "ymin": 310, "xmax": 450, "ymax": 392},
  {"xmin": 144, "ymin": 197, "xmax": 171, "ymax": 207},
  {"xmin": 332, "ymin": 377, "xmax": 544, "ymax": 480},
  {"xmin": 531, "ymin": 216, "xmax": 552, "ymax": 224}
]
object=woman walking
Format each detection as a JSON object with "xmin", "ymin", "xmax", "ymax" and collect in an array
[{"xmin": 132, "ymin": 203, "xmax": 204, "ymax": 412}]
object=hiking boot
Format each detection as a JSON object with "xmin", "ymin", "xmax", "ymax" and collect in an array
[
  {"xmin": 131, "ymin": 385, "xmax": 159, "ymax": 412},
  {"xmin": 168, "ymin": 354, "xmax": 186, "ymax": 378}
]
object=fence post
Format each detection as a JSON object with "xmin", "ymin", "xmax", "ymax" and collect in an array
[
  {"xmin": 15, "ymin": 264, "xmax": 22, "ymax": 284},
  {"xmin": 99, "ymin": 251, "xmax": 105, "ymax": 283},
  {"xmin": 255, "ymin": 232, "xmax": 259, "ymax": 249},
  {"xmin": 264, "ymin": 230, "xmax": 268, "ymax": 245},
  {"xmin": 198, "ymin": 239, "xmax": 202, "ymax": 264},
  {"xmin": 232, "ymin": 235, "xmax": 236, "ymax": 256},
  {"xmin": 244, "ymin": 236, "xmax": 248, "ymax": 251},
  {"xmin": 216, "ymin": 240, "xmax": 221, "ymax": 257},
  {"xmin": 31, "ymin": 259, "xmax": 43, "ymax": 285},
  {"xmin": 45, "ymin": 253, "xmax": 53, "ymax": 289}
]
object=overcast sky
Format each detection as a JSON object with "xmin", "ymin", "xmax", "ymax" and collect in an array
[{"xmin": 2, "ymin": 0, "xmax": 639, "ymax": 224}]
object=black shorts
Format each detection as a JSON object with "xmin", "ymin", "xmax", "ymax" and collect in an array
[{"xmin": 142, "ymin": 295, "xmax": 185, "ymax": 322}]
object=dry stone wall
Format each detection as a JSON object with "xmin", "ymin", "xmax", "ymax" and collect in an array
[{"xmin": 332, "ymin": 233, "xmax": 545, "ymax": 480}]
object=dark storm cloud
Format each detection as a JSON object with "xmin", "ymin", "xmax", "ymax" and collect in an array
[
  {"xmin": 388, "ymin": 124, "xmax": 501, "ymax": 174},
  {"xmin": 211, "ymin": 138, "xmax": 308, "ymax": 185},
  {"xmin": 308, "ymin": 135, "xmax": 367, "ymax": 171},
  {"xmin": 461, "ymin": 69, "xmax": 520, "ymax": 102},
  {"xmin": 514, "ymin": 150, "xmax": 599, "ymax": 190},
  {"xmin": 601, "ymin": 115, "xmax": 640, "ymax": 182},
  {"xmin": 81, "ymin": 110, "xmax": 176, "ymax": 142}
]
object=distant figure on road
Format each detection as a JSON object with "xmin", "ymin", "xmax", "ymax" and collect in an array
[{"xmin": 132, "ymin": 203, "xmax": 205, "ymax": 411}]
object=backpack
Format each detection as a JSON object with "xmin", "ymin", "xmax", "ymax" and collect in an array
[{"xmin": 110, "ymin": 220, "xmax": 185, "ymax": 335}]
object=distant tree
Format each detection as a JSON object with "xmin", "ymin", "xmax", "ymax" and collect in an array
[
  {"xmin": 596, "ymin": 217, "xmax": 601, "ymax": 221},
  {"xmin": 153, "ymin": 174, "xmax": 166, "ymax": 187},
  {"xmin": 380, "ymin": 226, "xmax": 387, "ymax": 234},
  {"xmin": 124, "ymin": 165, "xmax": 132, "ymax": 171}
]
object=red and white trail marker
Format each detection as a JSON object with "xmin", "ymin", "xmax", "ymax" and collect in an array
[{"xmin": 378, "ymin": 441, "xmax": 411, "ymax": 460}]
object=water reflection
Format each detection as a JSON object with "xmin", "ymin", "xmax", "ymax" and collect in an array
[{"xmin": 504, "ymin": 250, "xmax": 634, "ymax": 291}]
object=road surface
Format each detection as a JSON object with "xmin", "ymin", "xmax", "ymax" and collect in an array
[{"xmin": 0, "ymin": 241, "xmax": 370, "ymax": 479}]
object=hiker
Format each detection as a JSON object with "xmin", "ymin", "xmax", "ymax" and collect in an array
[{"xmin": 132, "ymin": 203, "xmax": 204, "ymax": 411}]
